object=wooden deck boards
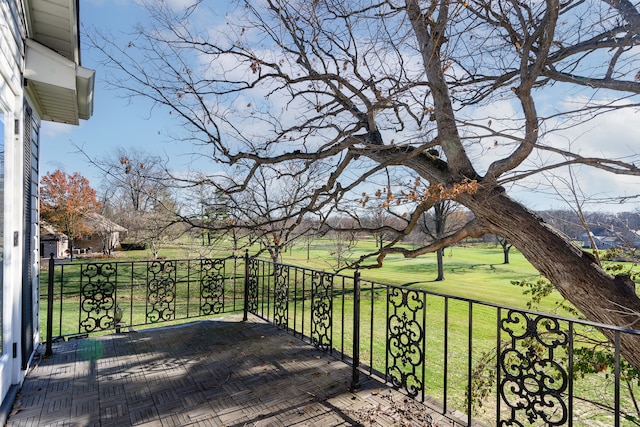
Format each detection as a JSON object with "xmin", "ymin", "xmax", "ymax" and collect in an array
[{"xmin": 6, "ymin": 315, "xmax": 460, "ymax": 426}]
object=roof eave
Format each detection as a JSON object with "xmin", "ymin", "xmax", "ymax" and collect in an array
[{"xmin": 24, "ymin": 0, "xmax": 94, "ymax": 125}]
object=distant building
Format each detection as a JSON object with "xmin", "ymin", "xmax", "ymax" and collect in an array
[
  {"xmin": 39, "ymin": 222, "xmax": 68, "ymax": 259},
  {"xmin": 581, "ymin": 233, "xmax": 622, "ymax": 249},
  {"xmin": 74, "ymin": 213, "xmax": 127, "ymax": 254},
  {"xmin": 40, "ymin": 214, "xmax": 127, "ymax": 256},
  {"xmin": 592, "ymin": 236, "xmax": 618, "ymax": 249}
]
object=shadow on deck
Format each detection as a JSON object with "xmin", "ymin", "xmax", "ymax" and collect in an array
[{"xmin": 7, "ymin": 315, "xmax": 461, "ymax": 426}]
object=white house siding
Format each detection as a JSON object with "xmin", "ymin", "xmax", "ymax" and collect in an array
[
  {"xmin": 0, "ymin": 0, "xmax": 40, "ymax": 416},
  {"xmin": 1, "ymin": 1, "xmax": 23, "ymax": 94},
  {"xmin": 0, "ymin": 0, "xmax": 29, "ymax": 414},
  {"xmin": 0, "ymin": 1, "xmax": 94, "ymax": 418}
]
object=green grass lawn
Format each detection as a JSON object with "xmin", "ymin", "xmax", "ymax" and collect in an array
[{"xmin": 280, "ymin": 239, "xmax": 569, "ymax": 313}]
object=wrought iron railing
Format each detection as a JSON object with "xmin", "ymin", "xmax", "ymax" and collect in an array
[
  {"xmin": 42, "ymin": 255, "xmax": 246, "ymax": 342},
  {"xmin": 42, "ymin": 254, "xmax": 640, "ymax": 426},
  {"xmin": 245, "ymin": 258, "xmax": 640, "ymax": 427}
]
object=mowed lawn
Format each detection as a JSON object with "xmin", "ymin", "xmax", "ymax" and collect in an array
[{"xmin": 280, "ymin": 239, "xmax": 568, "ymax": 313}]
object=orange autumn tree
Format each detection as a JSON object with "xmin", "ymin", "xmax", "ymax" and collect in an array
[{"xmin": 40, "ymin": 170, "xmax": 101, "ymax": 257}]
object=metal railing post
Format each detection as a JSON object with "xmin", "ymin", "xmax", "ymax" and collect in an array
[
  {"xmin": 350, "ymin": 264, "xmax": 361, "ymax": 390},
  {"xmin": 45, "ymin": 254, "xmax": 55, "ymax": 357},
  {"xmin": 243, "ymin": 250, "xmax": 249, "ymax": 321}
]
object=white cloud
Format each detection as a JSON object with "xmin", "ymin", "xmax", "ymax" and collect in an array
[
  {"xmin": 548, "ymin": 97, "xmax": 640, "ymax": 159},
  {"xmin": 511, "ymin": 102, "xmax": 640, "ymax": 212},
  {"xmin": 454, "ymin": 92, "xmax": 640, "ymax": 212}
]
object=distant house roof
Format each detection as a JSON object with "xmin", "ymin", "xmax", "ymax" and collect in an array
[
  {"xmin": 84, "ymin": 213, "xmax": 127, "ymax": 233},
  {"xmin": 40, "ymin": 221, "xmax": 67, "ymax": 241},
  {"xmin": 40, "ymin": 214, "xmax": 127, "ymax": 238}
]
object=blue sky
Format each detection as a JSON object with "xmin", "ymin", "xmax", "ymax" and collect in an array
[
  {"xmin": 40, "ymin": 1, "xmax": 191, "ymax": 189},
  {"xmin": 40, "ymin": 0, "xmax": 640, "ymax": 213}
]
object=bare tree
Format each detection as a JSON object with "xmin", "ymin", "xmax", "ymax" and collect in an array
[
  {"xmin": 100, "ymin": 148, "xmax": 166, "ymax": 212},
  {"xmin": 134, "ymin": 187, "xmax": 183, "ymax": 259},
  {"xmin": 545, "ymin": 166, "xmax": 603, "ymax": 263},
  {"xmin": 326, "ymin": 216, "xmax": 360, "ymax": 270},
  {"xmin": 185, "ymin": 179, "xmax": 230, "ymax": 246},
  {"xmin": 538, "ymin": 209, "xmax": 585, "ymax": 240},
  {"xmin": 223, "ymin": 162, "xmax": 323, "ymax": 263},
  {"xmin": 366, "ymin": 207, "xmax": 393, "ymax": 250},
  {"xmin": 420, "ymin": 200, "xmax": 459, "ymax": 280},
  {"xmin": 496, "ymin": 236, "xmax": 513, "ymax": 264},
  {"xmin": 96, "ymin": 147, "xmax": 174, "ymax": 248},
  {"xmin": 91, "ymin": 0, "xmax": 640, "ymax": 367}
]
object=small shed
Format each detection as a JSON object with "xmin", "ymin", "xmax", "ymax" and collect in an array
[{"xmin": 40, "ymin": 222, "xmax": 68, "ymax": 259}]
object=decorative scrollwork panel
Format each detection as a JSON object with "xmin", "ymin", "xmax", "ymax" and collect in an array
[
  {"xmin": 147, "ymin": 260, "xmax": 176, "ymax": 323},
  {"xmin": 311, "ymin": 271, "xmax": 332, "ymax": 351},
  {"xmin": 499, "ymin": 310, "xmax": 569, "ymax": 426},
  {"xmin": 79, "ymin": 263, "xmax": 117, "ymax": 332},
  {"xmin": 386, "ymin": 287, "xmax": 425, "ymax": 398},
  {"xmin": 200, "ymin": 259, "xmax": 225, "ymax": 315},
  {"xmin": 246, "ymin": 258, "xmax": 259, "ymax": 314},
  {"xmin": 273, "ymin": 264, "xmax": 289, "ymax": 329}
]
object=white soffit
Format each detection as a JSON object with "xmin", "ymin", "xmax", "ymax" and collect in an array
[
  {"xmin": 26, "ymin": 0, "xmax": 78, "ymax": 63},
  {"xmin": 24, "ymin": 39, "xmax": 95, "ymax": 124},
  {"xmin": 24, "ymin": 0, "xmax": 94, "ymax": 124}
]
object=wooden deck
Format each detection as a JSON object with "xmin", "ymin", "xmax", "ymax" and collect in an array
[{"xmin": 6, "ymin": 315, "xmax": 462, "ymax": 426}]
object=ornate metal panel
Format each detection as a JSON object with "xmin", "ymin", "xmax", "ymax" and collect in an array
[
  {"xmin": 387, "ymin": 287, "xmax": 425, "ymax": 398},
  {"xmin": 79, "ymin": 263, "xmax": 117, "ymax": 332},
  {"xmin": 499, "ymin": 310, "xmax": 569, "ymax": 426},
  {"xmin": 200, "ymin": 259, "xmax": 225, "ymax": 315},
  {"xmin": 246, "ymin": 257, "xmax": 259, "ymax": 314},
  {"xmin": 147, "ymin": 260, "xmax": 176, "ymax": 323},
  {"xmin": 273, "ymin": 264, "xmax": 289, "ymax": 329},
  {"xmin": 311, "ymin": 270, "xmax": 332, "ymax": 351}
]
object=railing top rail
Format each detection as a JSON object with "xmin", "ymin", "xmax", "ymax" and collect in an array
[{"xmin": 53, "ymin": 254, "xmax": 244, "ymax": 266}]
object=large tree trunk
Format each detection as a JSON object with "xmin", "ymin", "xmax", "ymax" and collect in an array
[
  {"xmin": 378, "ymin": 153, "xmax": 640, "ymax": 369},
  {"xmin": 464, "ymin": 187, "xmax": 640, "ymax": 368},
  {"xmin": 436, "ymin": 248, "xmax": 445, "ymax": 281}
]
